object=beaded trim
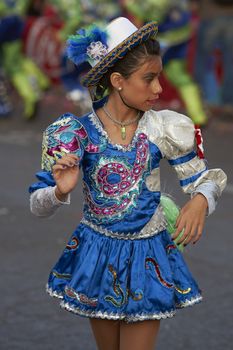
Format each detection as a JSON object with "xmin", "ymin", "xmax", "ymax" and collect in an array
[
  {"xmin": 81, "ymin": 205, "xmax": 167, "ymax": 240},
  {"xmin": 176, "ymin": 295, "xmax": 203, "ymax": 308},
  {"xmin": 60, "ymin": 301, "xmax": 175, "ymax": 323},
  {"xmin": 82, "ymin": 22, "xmax": 158, "ymax": 87},
  {"xmin": 47, "ymin": 284, "xmax": 202, "ymax": 323},
  {"xmin": 47, "ymin": 281, "xmax": 202, "ymax": 321},
  {"xmin": 89, "ymin": 111, "xmax": 147, "ymax": 152},
  {"xmin": 46, "ymin": 285, "xmax": 63, "ymax": 299}
]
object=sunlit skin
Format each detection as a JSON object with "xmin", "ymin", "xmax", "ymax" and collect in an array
[
  {"xmin": 106, "ymin": 55, "xmax": 163, "ymax": 122},
  {"xmin": 53, "ymin": 54, "xmax": 208, "ymax": 247}
]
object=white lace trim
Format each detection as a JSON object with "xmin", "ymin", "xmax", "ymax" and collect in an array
[
  {"xmin": 80, "ymin": 205, "xmax": 167, "ymax": 240},
  {"xmin": 176, "ymin": 295, "xmax": 203, "ymax": 308},
  {"xmin": 89, "ymin": 110, "xmax": 147, "ymax": 152},
  {"xmin": 30, "ymin": 187, "xmax": 70, "ymax": 217}
]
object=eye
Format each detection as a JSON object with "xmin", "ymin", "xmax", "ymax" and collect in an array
[
  {"xmin": 144, "ymin": 76, "xmax": 154, "ymax": 83},
  {"xmin": 144, "ymin": 73, "xmax": 161, "ymax": 83}
]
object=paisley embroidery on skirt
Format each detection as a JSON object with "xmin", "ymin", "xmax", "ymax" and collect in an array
[
  {"xmin": 105, "ymin": 265, "xmax": 127, "ymax": 307},
  {"xmin": 65, "ymin": 237, "xmax": 79, "ymax": 251},
  {"xmin": 52, "ymin": 271, "xmax": 72, "ymax": 280},
  {"xmin": 175, "ymin": 286, "xmax": 192, "ymax": 295},
  {"xmin": 104, "ymin": 265, "xmax": 144, "ymax": 307},
  {"xmin": 166, "ymin": 244, "xmax": 177, "ymax": 254},
  {"xmin": 164, "ymin": 246, "xmax": 192, "ymax": 294},
  {"xmin": 65, "ymin": 286, "xmax": 98, "ymax": 307},
  {"xmin": 145, "ymin": 257, "xmax": 174, "ymax": 288}
]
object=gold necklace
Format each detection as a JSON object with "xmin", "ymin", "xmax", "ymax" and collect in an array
[{"xmin": 102, "ymin": 105, "xmax": 141, "ymax": 140}]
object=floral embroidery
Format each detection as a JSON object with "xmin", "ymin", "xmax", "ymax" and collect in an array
[
  {"xmin": 87, "ymin": 41, "xmax": 108, "ymax": 62},
  {"xmin": 84, "ymin": 133, "xmax": 150, "ymax": 223},
  {"xmin": 145, "ymin": 257, "xmax": 174, "ymax": 289},
  {"xmin": 42, "ymin": 114, "xmax": 107, "ymax": 171}
]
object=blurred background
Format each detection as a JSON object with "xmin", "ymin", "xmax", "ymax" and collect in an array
[{"xmin": 1, "ymin": 0, "xmax": 233, "ymax": 349}]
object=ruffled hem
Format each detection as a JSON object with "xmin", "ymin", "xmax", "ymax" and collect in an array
[{"xmin": 46, "ymin": 285, "xmax": 202, "ymax": 323}]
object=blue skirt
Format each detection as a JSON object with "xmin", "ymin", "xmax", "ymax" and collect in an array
[{"xmin": 47, "ymin": 223, "xmax": 202, "ymax": 323}]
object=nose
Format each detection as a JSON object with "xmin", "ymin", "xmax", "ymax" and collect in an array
[{"xmin": 152, "ymin": 79, "xmax": 163, "ymax": 95}]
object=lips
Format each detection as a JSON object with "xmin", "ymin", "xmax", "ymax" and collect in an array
[{"xmin": 147, "ymin": 97, "xmax": 159, "ymax": 105}]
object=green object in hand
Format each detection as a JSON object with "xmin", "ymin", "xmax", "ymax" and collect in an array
[{"xmin": 160, "ymin": 194, "xmax": 185, "ymax": 251}]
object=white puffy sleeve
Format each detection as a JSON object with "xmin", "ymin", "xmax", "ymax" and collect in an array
[{"xmin": 157, "ymin": 110, "xmax": 227, "ymax": 215}]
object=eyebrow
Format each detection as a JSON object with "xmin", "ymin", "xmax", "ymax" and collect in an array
[{"xmin": 143, "ymin": 71, "xmax": 162, "ymax": 78}]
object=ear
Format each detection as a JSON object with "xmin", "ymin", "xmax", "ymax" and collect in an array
[{"xmin": 110, "ymin": 72, "xmax": 124, "ymax": 90}]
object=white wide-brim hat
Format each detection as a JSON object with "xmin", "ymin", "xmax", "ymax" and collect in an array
[{"xmin": 67, "ymin": 17, "xmax": 158, "ymax": 88}]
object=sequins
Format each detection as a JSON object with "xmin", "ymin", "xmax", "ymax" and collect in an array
[
  {"xmin": 65, "ymin": 286, "xmax": 98, "ymax": 307},
  {"xmin": 175, "ymin": 286, "xmax": 192, "ymax": 295},
  {"xmin": 81, "ymin": 205, "xmax": 166, "ymax": 240},
  {"xmin": 84, "ymin": 133, "xmax": 150, "ymax": 223},
  {"xmin": 145, "ymin": 257, "xmax": 174, "ymax": 289},
  {"xmin": 104, "ymin": 265, "xmax": 144, "ymax": 308},
  {"xmin": 42, "ymin": 114, "xmax": 107, "ymax": 171},
  {"xmin": 93, "ymin": 134, "xmax": 149, "ymax": 197},
  {"xmin": 65, "ymin": 237, "xmax": 79, "ymax": 251},
  {"xmin": 52, "ymin": 271, "xmax": 72, "ymax": 280},
  {"xmin": 166, "ymin": 244, "xmax": 177, "ymax": 254},
  {"xmin": 105, "ymin": 265, "xmax": 127, "ymax": 307},
  {"xmin": 128, "ymin": 288, "xmax": 144, "ymax": 301}
]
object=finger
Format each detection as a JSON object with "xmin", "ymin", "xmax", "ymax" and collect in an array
[
  {"xmin": 172, "ymin": 224, "xmax": 186, "ymax": 241},
  {"xmin": 182, "ymin": 224, "xmax": 197, "ymax": 246},
  {"xmin": 172, "ymin": 214, "xmax": 186, "ymax": 239},
  {"xmin": 52, "ymin": 164, "xmax": 67, "ymax": 171},
  {"xmin": 175, "ymin": 222, "xmax": 192, "ymax": 245},
  {"xmin": 56, "ymin": 157, "xmax": 77, "ymax": 167},
  {"xmin": 192, "ymin": 224, "xmax": 203, "ymax": 244},
  {"xmin": 172, "ymin": 220, "xmax": 184, "ymax": 239},
  {"xmin": 64, "ymin": 153, "xmax": 79, "ymax": 162},
  {"xmin": 175, "ymin": 212, "xmax": 182, "ymax": 228}
]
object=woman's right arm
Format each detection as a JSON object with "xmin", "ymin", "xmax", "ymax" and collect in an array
[{"xmin": 30, "ymin": 153, "xmax": 80, "ymax": 217}]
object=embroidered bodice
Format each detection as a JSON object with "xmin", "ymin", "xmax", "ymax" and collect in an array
[{"xmin": 29, "ymin": 109, "xmax": 227, "ymax": 235}]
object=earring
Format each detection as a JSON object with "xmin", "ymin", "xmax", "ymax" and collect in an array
[{"xmin": 118, "ymin": 87, "xmax": 122, "ymax": 91}]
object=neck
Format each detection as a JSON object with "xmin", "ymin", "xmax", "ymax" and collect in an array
[{"xmin": 105, "ymin": 91, "xmax": 139, "ymax": 123}]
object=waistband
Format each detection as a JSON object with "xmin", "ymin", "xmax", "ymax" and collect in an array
[{"xmin": 80, "ymin": 205, "xmax": 167, "ymax": 240}]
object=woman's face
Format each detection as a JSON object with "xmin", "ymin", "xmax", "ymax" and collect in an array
[{"xmin": 119, "ymin": 55, "xmax": 163, "ymax": 111}]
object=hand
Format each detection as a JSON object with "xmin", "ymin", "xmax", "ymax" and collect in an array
[
  {"xmin": 172, "ymin": 194, "xmax": 208, "ymax": 246},
  {"xmin": 52, "ymin": 154, "xmax": 80, "ymax": 199}
]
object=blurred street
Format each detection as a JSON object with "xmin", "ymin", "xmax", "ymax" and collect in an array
[{"xmin": 0, "ymin": 88, "xmax": 233, "ymax": 350}]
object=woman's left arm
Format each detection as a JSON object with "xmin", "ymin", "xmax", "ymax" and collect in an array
[
  {"xmin": 172, "ymin": 193, "xmax": 208, "ymax": 245},
  {"xmin": 159, "ymin": 110, "xmax": 227, "ymax": 245}
]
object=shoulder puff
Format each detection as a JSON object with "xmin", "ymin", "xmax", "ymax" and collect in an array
[
  {"xmin": 143, "ymin": 110, "xmax": 195, "ymax": 159},
  {"xmin": 41, "ymin": 113, "xmax": 86, "ymax": 171}
]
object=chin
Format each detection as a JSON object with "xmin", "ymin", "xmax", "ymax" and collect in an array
[{"xmin": 143, "ymin": 106, "xmax": 153, "ymax": 112}]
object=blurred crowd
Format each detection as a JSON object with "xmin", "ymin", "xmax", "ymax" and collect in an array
[{"xmin": 0, "ymin": 0, "xmax": 232, "ymax": 125}]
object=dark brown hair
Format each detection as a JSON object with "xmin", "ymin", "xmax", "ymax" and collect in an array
[{"xmin": 95, "ymin": 38, "xmax": 160, "ymax": 99}]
